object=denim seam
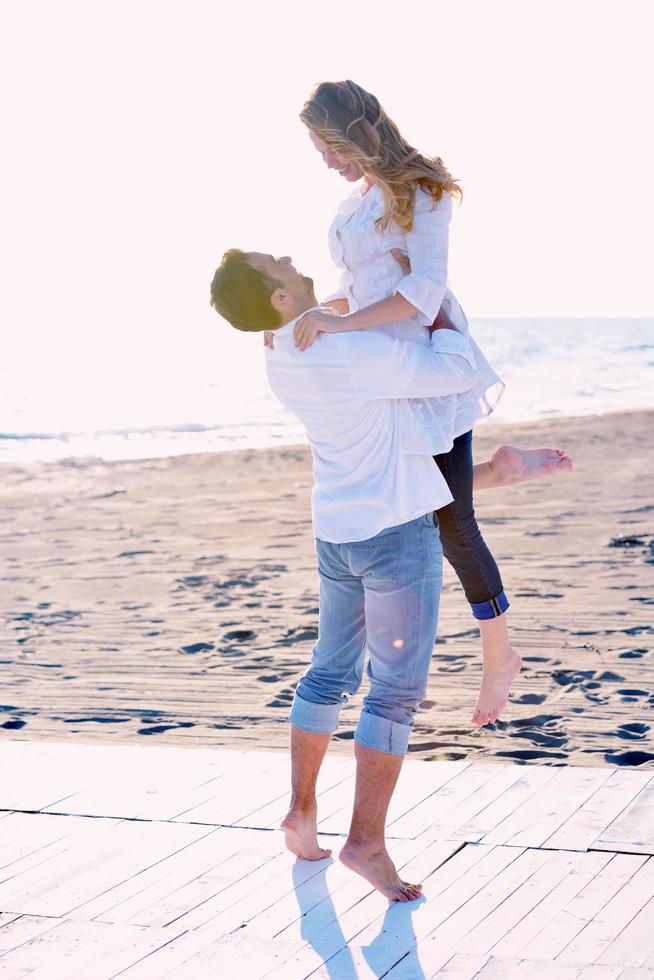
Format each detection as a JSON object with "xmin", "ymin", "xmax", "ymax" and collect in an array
[{"xmin": 408, "ymin": 520, "xmax": 439, "ymax": 698}]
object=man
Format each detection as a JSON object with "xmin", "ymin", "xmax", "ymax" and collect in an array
[{"xmin": 210, "ymin": 248, "xmax": 485, "ymax": 904}]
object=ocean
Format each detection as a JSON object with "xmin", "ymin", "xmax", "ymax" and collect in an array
[{"xmin": 2, "ymin": 318, "xmax": 652, "ymax": 463}]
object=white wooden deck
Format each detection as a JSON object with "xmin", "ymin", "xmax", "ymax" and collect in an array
[{"xmin": 0, "ymin": 740, "xmax": 653, "ymax": 979}]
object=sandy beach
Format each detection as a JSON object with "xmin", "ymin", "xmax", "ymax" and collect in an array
[{"xmin": 1, "ymin": 409, "xmax": 652, "ymax": 767}]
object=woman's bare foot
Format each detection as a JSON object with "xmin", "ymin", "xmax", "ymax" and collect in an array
[
  {"xmin": 489, "ymin": 445, "xmax": 573, "ymax": 486},
  {"xmin": 472, "ymin": 647, "xmax": 523, "ymax": 727},
  {"xmin": 281, "ymin": 808, "xmax": 332, "ymax": 861},
  {"xmin": 339, "ymin": 840, "xmax": 422, "ymax": 902}
]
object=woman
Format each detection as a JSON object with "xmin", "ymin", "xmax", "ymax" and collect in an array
[{"xmin": 293, "ymin": 80, "xmax": 569, "ymax": 728}]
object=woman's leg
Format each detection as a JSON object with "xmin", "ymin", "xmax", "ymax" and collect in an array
[
  {"xmin": 434, "ymin": 431, "xmax": 522, "ymax": 726},
  {"xmin": 473, "ymin": 446, "xmax": 573, "ymax": 490}
]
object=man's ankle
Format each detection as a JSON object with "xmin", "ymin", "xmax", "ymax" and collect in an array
[
  {"xmin": 344, "ymin": 832, "xmax": 385, "ymax": 853},
  {"xmin": 287, "ymin": 796, "xmax": 317, "ymax": 815}
]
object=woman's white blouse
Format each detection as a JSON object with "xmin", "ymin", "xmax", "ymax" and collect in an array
[{"xmin": 325, "ymin": 182, "xmax": 503, "ymax": 455}]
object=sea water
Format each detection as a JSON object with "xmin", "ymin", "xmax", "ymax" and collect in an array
[{"xmin": 1, "ymin": 319, "xmax": 652, "ymax": 463}]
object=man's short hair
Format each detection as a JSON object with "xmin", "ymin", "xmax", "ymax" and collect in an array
[{"xmin": 210, "ymin": 249, "xmax": 283, "ymax": 332}]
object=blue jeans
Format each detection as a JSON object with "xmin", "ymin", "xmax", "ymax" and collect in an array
[
  {"xmin": 289, "ymin": 513, "xmax": 443, "ymax": 756},
  {"xmin": 434, "ymin": 430, "xmax": 510, "ymax": 621}
]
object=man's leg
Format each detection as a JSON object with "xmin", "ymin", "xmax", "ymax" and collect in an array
[
  {"xmin": 282, "ymin": 726, "xmax": 333, "ymax": 860},
  {"xmin": 282, "ymin": 538, "xmax": 366, "ymax": 860},
  {"xmin": 339, "ymin": 513, "xmax": 442, "ymax": 901}
]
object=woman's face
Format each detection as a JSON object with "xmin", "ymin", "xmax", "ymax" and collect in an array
[{"xmin": 309, "ymin": 131, "xmax": 364, "ymax": 183}]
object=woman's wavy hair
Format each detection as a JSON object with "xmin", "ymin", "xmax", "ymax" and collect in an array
[{"xmin": 300, "ymin": 80, "xmax": 462, "ymax": 233}]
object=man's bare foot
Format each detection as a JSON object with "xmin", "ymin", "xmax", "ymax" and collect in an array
[
  {"xmin": 339, "ymin": 840, "xmax": 422, "ymax": 902},
  {"xmin": 489, "ymin": 445, "xmax": 573, "ymax": 486},
  {"xmin": 281, "ymin": 808, "xmax": 332, "ymax": 861},
  {"xmin": 471, "ymin": 647, "xmax": 523, "ymax": 727}
]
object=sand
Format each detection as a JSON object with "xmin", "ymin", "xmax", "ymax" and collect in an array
[{"xmin": 1, "ymin": 410, "xmax": 652, "ymax": 766}]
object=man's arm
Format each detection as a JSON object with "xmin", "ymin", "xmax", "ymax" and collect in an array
[{"xmin": 347, "ymin": 327, "xmax": 477, "ymax": 401}]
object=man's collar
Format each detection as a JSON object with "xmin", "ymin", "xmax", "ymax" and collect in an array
[{"xmin": 273, "ymin": 305, "xmax": 326, "ymax": 341}]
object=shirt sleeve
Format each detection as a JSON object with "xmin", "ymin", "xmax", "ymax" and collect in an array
[
  {"xmin": 320, "ymin": 268, "xmax": 347, "ymax": 304},
  {"xmin": 394, "ymin": 189, "xmax": 452, "ymax": 325},
  {"xmin": 347, "ymin": 328, "xmax": 477, "ymax": 401}
]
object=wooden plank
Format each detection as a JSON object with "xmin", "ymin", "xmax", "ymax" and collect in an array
[
  {"xmin": 598, "ymin": 894, "xmax": 654, "ymax": 967},
  {"xmin": 262, "ymin": 837, "xmax": 448, "ymax": 979},
  {"xmin": 0, "ymin": 918, "xmax": 185, "ymax": 980},
  {"xmin": 417, "ymin": 765, "xmax": 527, "ymax": 841},
  {"xmin": 453, "ymin": 765, "xmax": 557, "ymax": 843},
  {"xmin": 431, "ymin": 954, "xmax": 625, "ymax": 978},
  {"xmin": 431, "ymin": 952, "xmax": 496, "ymax": 978},
  {"xmin": 40, "ymin": 749, "xmax": 269, "ymax": 821},
  {"xmin": 0, "ymin": 743, "xmax": 101, "ymax": 813},
  {"xmin": 0, "ymin": 812, "xmax": 98, "ymax": 874},
  {"xmin": 0, "ymin": 819, "xmax": 210, "ymax": 917},
  {"xmin": 169, "ymin": 754, "xmax": 291, "ymax": 825},
  {"xmin": 50, "ymin": 922, "xmax": 186, "ymax": 980},
  {"xmin": 0, "ymin": 915, "xmax": 61, "ymax": 954},
  {"xmin": 481, "ymin": 767, "xmax": 613, "ymax": 848},
  {"xmin": 132, "ymin": 753, "xmax": 256, "ymax": 821},
  {"xmin": 593, "ymin": 780, "xmax": 654, "ymax": 855},
  {"xmin": 544, "ymin": 771, "xmax": 654, "ymax": 852},
  {"xmin": 334, "ymin": 847, "xmax": 550, "ymax": 979},
  {"xmin": 557, "ymin": 857, "xmax": 654, "ymax": 965},
  {"xmin": 250, "ymin": 838, "xmax": 463, "ymax": 948},
  {"xmin": 491, "ymin": 851, "xmax": 613, "ymax": 958},
  {"xmin": 115, "ymin": 847, "xmax": 339, "ymax": 978},
  {"xmin": 388, "ymin": 764, "xmax": 503, "ymax": 840},
  {"xmin": 152, "ymin": 831, "xmax": 340, "ymax": 933},
  {"xmin": 125, "ymin": 836, "xmax": 293, "ymax": 928},
  {"xmin": 518, "ymin": 854, "xmax": 648, "ymax": 961},
  {"xmin": 0, "ymin": 913, "xmax": 21, "ymax": 929},
  {"xmin": 0, "ymin": 815, "xmax": 123, "ymax": 896},
  {"xmin": 154, "ymin": 933, "xmax": 303, "ymax": 980},
  {"xmin": 87, "ymin": 827, "xmax": 251, "ymax": 923},
  {"xmin": 455, "ymin": 850, "xmax": 585, "ymax": 956},
  {"xmin": 269, "ymin": 845, "xmax": 520, "ymax": 979}
]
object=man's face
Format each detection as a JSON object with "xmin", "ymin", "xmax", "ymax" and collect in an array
[{"xmin": 247, "ymin": 253, "xmax": 314, "ymax": 308}]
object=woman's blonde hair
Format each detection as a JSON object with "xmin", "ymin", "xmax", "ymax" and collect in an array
[{"xmin": 300, "ymin": 80, "xmax": 461, "ymax": 233}]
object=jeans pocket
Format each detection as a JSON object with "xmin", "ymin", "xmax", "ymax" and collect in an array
[{"xmin": 349, "ymin": 531, "xmax": 403, "ymax": 593}]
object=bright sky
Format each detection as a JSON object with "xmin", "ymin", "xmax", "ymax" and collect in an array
[{"xmin": 1, "ymin": 0, "xmax": 652, "ymax": 379}]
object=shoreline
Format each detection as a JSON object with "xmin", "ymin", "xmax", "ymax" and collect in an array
[
  {"xmin": 2, "ymin": 403, "xmax": 653, "ymax": 471},
  {"xmin": 1, "ymin": 409, "xmax": 653, "ymax": 765}
]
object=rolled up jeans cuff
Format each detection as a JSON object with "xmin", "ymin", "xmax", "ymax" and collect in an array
[
  {"xmin": 470, "ymin": 590, "xmax": 510, "ymax": 621},
  {"xmin": 354, "ymin": 709, "xmax": 411, "ymax": 757},
  {"xmin": 288, "ymin": 691, "xmax": 342, "ymax": 735}
]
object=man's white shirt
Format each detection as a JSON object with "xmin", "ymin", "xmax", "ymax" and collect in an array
[{"xmin": 265, "ymin": 307, "xmax": 478, "ymax": 544}]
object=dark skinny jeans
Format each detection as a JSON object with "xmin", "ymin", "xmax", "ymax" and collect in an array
[{"xmin": 434, "ymin": 429, "xmax": 509, "ymax": 620}]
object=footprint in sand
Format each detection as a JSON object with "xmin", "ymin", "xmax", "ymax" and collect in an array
[
  {"xmin": 604, "ymin": 749, "xmax": 654, "ymax": 766},
  {"xmin": 179, "ymin": 642, "xmax": 215, "ymax": 654},
  {"xmin": 137, "ymin": 722, "xmax": 196, "ymax": 735},
  {"xmin": 617, "ymin": 722, "xmax": 649, "ymax": 740},
  {"xmin": 267, "ymin": 686, "xmax": 296, "ymax": 708},
  {"xmin": 513, "ymin": 693, "xmax": 547, "ymax": 705}
]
